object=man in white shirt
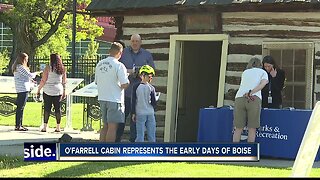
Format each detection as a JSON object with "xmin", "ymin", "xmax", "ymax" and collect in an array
[{"xmin": 95, "ymin": 42, "xmax": 129, "ymax": 142}]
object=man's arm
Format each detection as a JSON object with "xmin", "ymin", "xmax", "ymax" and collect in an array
[
  {"xmin": 147, "ymin": 51, "xmax": 155, "ymax": 68},
  {"xmin": 131, "ymin": 83, "xmax": 139, "ymax": 115},
  {"xmin": 118, "ymin": 64, "xmax": 130, "ymax": 89},
  {"xmin": 250, "ymin": 79, "xmax": 269, "ymax": 96},
  {"xmin": 119, "ymin": 48, "xmax": 133, "ymax": 74},
  {"xmin": 120, "ymin": 83, "xmax": 129, "ymax": 90},
  {"xmin": 127, "ymin": 69, "xmax": 134, "ymax": 75}
]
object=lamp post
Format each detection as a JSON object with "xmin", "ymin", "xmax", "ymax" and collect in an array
[{"xmin": 71, "ymin": 0, "xmax": 76, "ymax": 77}]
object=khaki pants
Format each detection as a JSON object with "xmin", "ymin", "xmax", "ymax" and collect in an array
[{"xmin": 234, "ymin": 96, "xmax": 261, "ymax": 128}]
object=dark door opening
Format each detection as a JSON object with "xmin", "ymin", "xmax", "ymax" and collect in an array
[{"xmin": 175, "ymin": 41, "xmax": 222, "ymax": 142}]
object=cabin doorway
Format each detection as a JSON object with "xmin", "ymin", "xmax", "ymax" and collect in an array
[{"xmin": 164, "ymin": 34, "xmax": 229, "ymax": 142}]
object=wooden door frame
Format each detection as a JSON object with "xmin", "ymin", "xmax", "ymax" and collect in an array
[{"xmin": 164, "ymin": 34, "xmax": 229, "ymax": 142}]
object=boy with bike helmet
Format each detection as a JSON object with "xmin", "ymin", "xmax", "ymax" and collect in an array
[{"xmin": 131, "ymin": 65, "xmax": 157, "ymax": 142}]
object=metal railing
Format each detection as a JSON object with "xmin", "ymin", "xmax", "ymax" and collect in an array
[{"xmin": 29, "ymin": 55, "xmax": 108, "ymax": 103}]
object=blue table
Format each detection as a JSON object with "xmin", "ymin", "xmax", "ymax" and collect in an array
[{"xmin": 197, "ymin": 107, "xmax": 320, "ymax": 161}]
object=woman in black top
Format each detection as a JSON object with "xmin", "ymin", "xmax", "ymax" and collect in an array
[{"xmin": 261, "ymin": 55, "xmax": 286, "ymax": 109}]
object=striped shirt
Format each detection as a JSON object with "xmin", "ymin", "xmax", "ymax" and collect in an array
[{"xmin": 13, "ymin": 64, "xmax": 35, "ymax": 93}]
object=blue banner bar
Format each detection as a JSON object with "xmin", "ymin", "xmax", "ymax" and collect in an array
[
  {"xmin": 58, "ymin": 143, "xmax": 259, "ymax": 161},
  {"xmin": 24, "ymin": 143, "xmax": 57, "ymax": 161}
]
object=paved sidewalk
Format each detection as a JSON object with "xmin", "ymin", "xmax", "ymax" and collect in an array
[
  {"xmin": 0, "ymin": 125, "xmax": 100, "ymax": 156},
  {"xmin": 0, "ymin": 125, "xmax": 320, "ymax": 169}
]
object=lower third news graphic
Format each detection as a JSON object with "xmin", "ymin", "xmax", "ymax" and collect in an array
[{"xmin": 24, "ymin": 142, "xmax": 259, "ymax": 162}]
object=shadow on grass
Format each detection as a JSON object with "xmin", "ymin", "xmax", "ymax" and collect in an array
[
  {"xmin": 0, "ymin": 155, "xmax": 39, "ymax": 170},
  {"xmin": 192, "ymin": 158, "xmax": 293, "ymax": 170},
  {"xmin": 44, "ymin": 161, "xmax": 148, "ymax": 177}
]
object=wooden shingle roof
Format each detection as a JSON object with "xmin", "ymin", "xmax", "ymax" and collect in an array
[
  {"xmin": 87, "ymin": 0, "xmax": 320, "ymax": 12},
  {"xmin": 86, "ymin": 0, "xmax": 320, "ymax": 16}
]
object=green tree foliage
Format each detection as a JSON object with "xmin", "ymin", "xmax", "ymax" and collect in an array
[
  {"xmin": 0, "ymin": 49, "xmax": 10, "ymax": 75},
  {"xmin": 84, "ymin": 39, "xmax": 99, "ymax": 59},
  {"xmin": 81, "ymin": 39, "xmax": 99, "ymax": 75},
  {"xmin": 0, "ymin": 0, "xmax": 103, "ymax": 73}
]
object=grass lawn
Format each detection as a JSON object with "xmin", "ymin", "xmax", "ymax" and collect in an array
[
  {"xmin": 1, "ymin": 102, "xmax": 320, "ymax": 177},
  {"xmin": 1, "ymin": 155, "xmax": 320, "ymax": 177},
  {"xmin": 0, "ymin": 102, "xmax": 101, "ymax": 131},
  {"xmin": 0, "ymin": 155, "xmax": 293, "ymax": 177}
]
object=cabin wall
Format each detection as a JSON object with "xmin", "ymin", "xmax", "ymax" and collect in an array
[
  {"xmin": 121, "ymin": 15, "xmax": 179, "ymax": 141},
  {"xmin": 119, "ymin": 11, "xmax": 320, "ymax": 141},
  {"xmin": 222, "ymin": 12, "xmax": 320, "ymax": 106}
]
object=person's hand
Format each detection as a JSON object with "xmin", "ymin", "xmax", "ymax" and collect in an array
[
  {"xmin": 270, "ymin": 67, "xmax": 277, "ymax": 77},
  {"xmin": 36, "ymin": 91, "xmax": 41, "ymax": 97},
  {"xmin": 244, "ymin": 92, "xmax": 251, "ymax": 99},
  {"xmin": 243, "ymin": 90, "xmax": 254, "ymax": 102},
  {"xmin": 132, "ymin": 114, "xmax": 136, "ymax": 122},
  {"xmin": 127, "ymin": 69, "xmax": 134, "ymax": 75},
  {"xmin": 60, "ymin": 91, "xmax": 66, "ymax": 102}
]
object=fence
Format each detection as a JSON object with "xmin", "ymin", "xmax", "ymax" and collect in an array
[{"xmin": 29, "ymin": 55, "xmax": 108, "ymax": 103}]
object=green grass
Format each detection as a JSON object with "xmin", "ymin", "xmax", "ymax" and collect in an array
[
  {"xmin": 1, "ymin": 155, "xmax": 320, "ymax": 177},
  {"xmin": 1, "ymin": 102, "xmax": 320, "ymax": 177},
  {"xmin": 0, "ymin": 102, "xmax": 101, "ymax": 131}
]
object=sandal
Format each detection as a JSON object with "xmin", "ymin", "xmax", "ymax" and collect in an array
[
  {"xmin": 40, "ymin": 129, "xmax": 46, "ymax": 132},
  {"xmin": 21, "ymin": 126, "xmax": 28, "ymax": 131},
  {"xmin": 14, "ymin": 127, "xmax": 27, "ymax": 131}
]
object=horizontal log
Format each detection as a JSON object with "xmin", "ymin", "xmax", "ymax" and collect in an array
[
  {"xmin": 226, "ymin": 62, "xmax": 247, "ymax": 71},
  {"xmin": 229, "ymin": 44, "xmax": 262, "ymax": 55},
  {"xmin": 123, "ymin": 21, "xmax": 178, "ymax": 28},
  {"xmin": 226, "ymin": 30, "xmax": 320, "ymax": 39},
  {"xmin": 123, "ymin": 33, "xmax": 176, "ymax": 40}
]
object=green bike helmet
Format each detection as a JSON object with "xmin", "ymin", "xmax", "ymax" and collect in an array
[{"xmin": 139, "ymin": 65, "xmax": 155, "ymax": 76}]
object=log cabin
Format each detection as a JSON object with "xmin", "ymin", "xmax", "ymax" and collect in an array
[{"xmin": 86, "ymin": 0, "xmax": 320, "ymax": 142}]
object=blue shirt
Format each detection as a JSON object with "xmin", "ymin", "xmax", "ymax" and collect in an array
[{"xmin": 120, "ymin": 47, "xmax": 155, "ymax": 98}]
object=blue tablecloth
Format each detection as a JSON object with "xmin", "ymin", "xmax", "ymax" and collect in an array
[{"xmin": 197, "ymin": 107, "xmax": 320, "ymax": 161}]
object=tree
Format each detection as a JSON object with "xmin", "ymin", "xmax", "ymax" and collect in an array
[
  {"xmin": 84, "ymin": 38, "xmax": 99, "ymax": 59},
  {"xmin": 0, "ymin": 49, "xmax": 10, "ymax": 75},
  {"xmin": 0, "ymin": 0, "xmax": 103, "ymax": 74}
]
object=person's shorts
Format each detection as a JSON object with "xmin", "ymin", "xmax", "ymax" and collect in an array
[
  {"xmin": 233, "ymin": 96, "xmax": 261, "ymax": 128},
  {"xmin": 99, "ymin": 101, "xmax": 125, "ymax": 124}
]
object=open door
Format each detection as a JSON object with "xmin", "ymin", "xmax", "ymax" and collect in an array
[
  {"xmin": 164, "ymin": 34, "xmax": 229, "ymax": 142},
  {"xmin": 175, "ymin": 41, "xmax": 222, "ymax": 142}
]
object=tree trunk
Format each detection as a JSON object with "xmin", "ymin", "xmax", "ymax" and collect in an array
[{"xmin": 7, "ymin": 20, "xmax": 35, "ymax": 75}]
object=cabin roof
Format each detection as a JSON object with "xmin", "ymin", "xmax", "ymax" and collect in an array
[{"xmin": 87, "ymin": 0, "xmax": 320, "ymax": 12}]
